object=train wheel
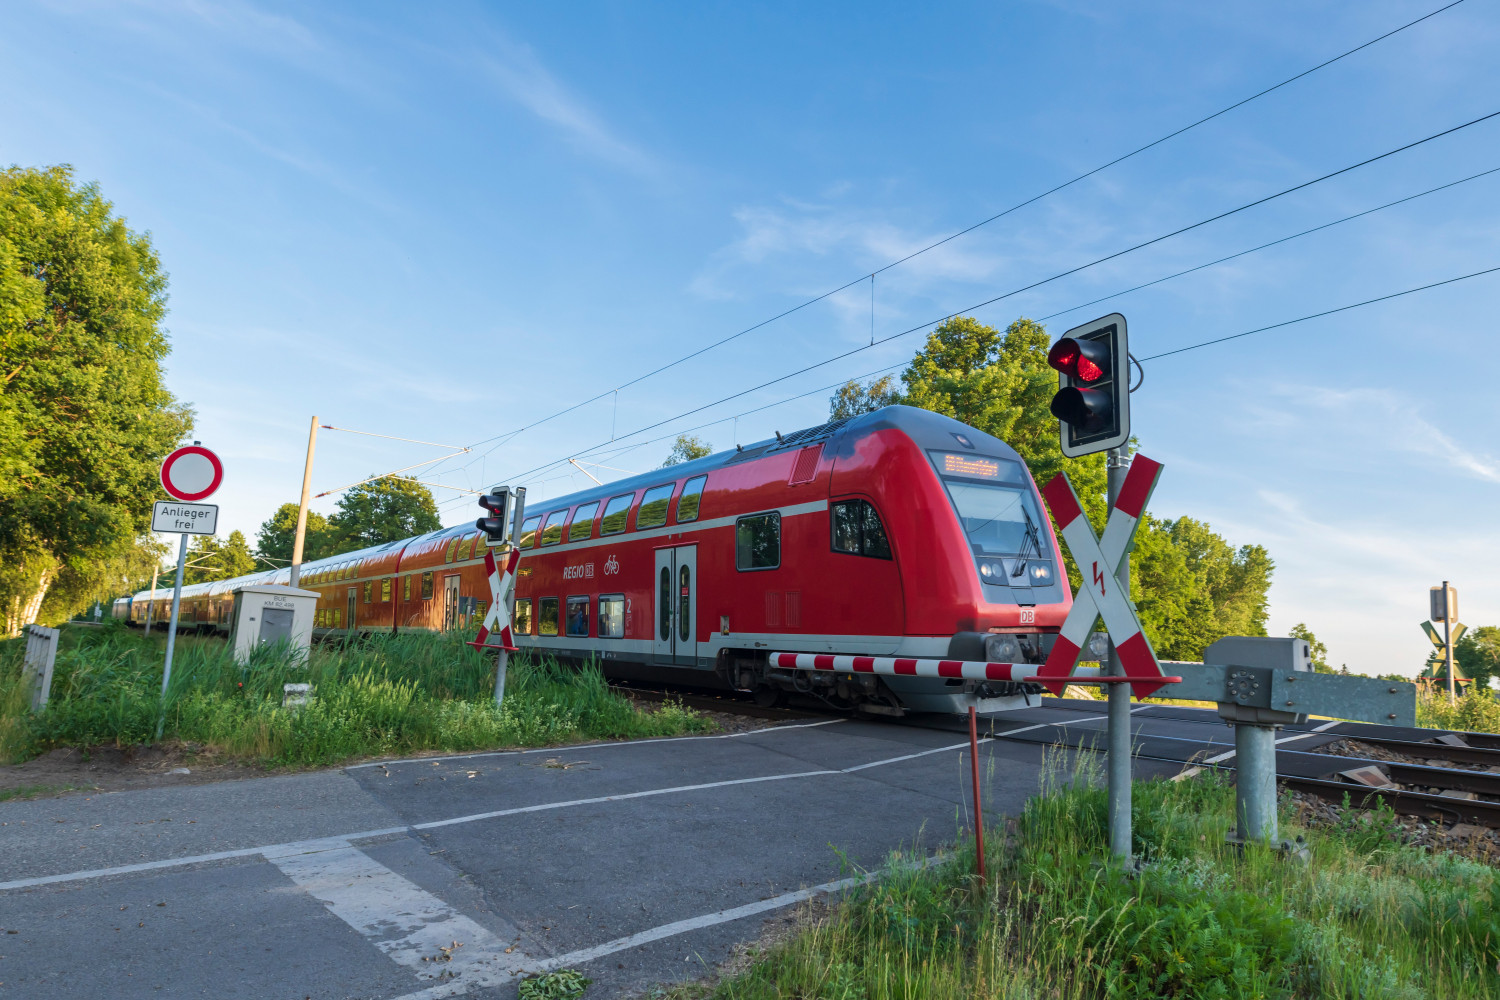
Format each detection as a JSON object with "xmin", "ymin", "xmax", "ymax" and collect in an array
[{"xmin": 752, "ymin": 684, "xmax": 784, "ymax": 709}]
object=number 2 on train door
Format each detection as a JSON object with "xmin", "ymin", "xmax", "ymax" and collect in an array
[{"xmin": 653, "ymin": 546, "xmax": 697, "ymax": 666}]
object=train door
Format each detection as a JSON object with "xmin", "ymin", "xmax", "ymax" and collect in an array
[
  {"xmin": 653, "ymin": 545, "xmax": 697, "ymax": 666},
  {"xmin": 443, "ymin": 575, "xmax": 461, "ymax": 631},
  {"xmin": 346, "ymin": 588, "xmax": 357, "ymax": 633}
]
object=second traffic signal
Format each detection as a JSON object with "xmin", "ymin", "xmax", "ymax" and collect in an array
[
  {"xmin": 476, "ymin": 489, "xmax": 514, "ymax": 546},
  {"xmin": 1047, "ymin": 312, "xmax": 1130, "ymax": 458}
]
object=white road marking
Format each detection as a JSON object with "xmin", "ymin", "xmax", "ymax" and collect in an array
[
  {"xmin": 387, "ymin": 870, "xmax": 889, "ymax": 1000},
  {"xmin": 266, "ymin": 839, "xmax": 529, "ymax": 986},
  {"xmin": 0, "ymin": 738, "xmax": 976, "ymax": 891},
  {"xmin": 345, "ymin": 718, "xmax": 846, "ymax": 771},
  {"xmin": 0, "ymin": 828, "xmax": 410, "ymax": 891},
  {"xmin": 989, "ymin": 704, "xmax": 1151, "ymax": 740},
  {"xmin": 1172, "ymin": 719, "xmax": 1343, "ymax": 781}
]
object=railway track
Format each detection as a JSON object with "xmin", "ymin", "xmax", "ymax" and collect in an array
[{"xmin": 612, "ymin": 682, "xmax": 1500, "ymax": 830}]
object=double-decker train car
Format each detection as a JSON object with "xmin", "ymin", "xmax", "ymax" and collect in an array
[{"xmin": 124, "ymin": 406, "xmax": 1074, "ymax": 714}]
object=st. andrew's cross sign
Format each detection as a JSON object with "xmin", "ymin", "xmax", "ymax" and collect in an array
[
  {"xmin": 471, "ymin": 546, "xmax": 521, "ymax": 653},
  {"xmin": 1036, "ymin": 454, "xmax": 1170, "ymax": 698}
]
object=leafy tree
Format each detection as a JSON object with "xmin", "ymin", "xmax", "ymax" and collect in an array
[
  {"xmin": 0, "ymin": 165, "xmax": 190, "ymax": 634},
  {"xmin": 901, "ymin": 316, "xmax": 1108, "ymax": 527},
  {"xmin": 183, "ymin": 530, "xmax": 257, "ymax": 584},
  {"xmin": 662, "ymin": 434, "xmax": 712, "ymax": 467},
  {"xmin": 829, "ymin": 375, "xmax": 901, "ymax": 419},
  {"xmin": 1289, "ymin": 623, "xmax": 1333, "ymax": 674},
  {"xmin": 256, "ymin": 502, "xmax": 333, "ymax": 564},
  {"xmin": 1456, "ymin": 626, "xmax": 1500, "ymax": 690},
  {"xmin": 1125, "ymin": 515, "xmax": 1272, "ymax": 661},
  {"xmin": 327, "ymin": 476, "xmax": 440, "ymax": 550}
]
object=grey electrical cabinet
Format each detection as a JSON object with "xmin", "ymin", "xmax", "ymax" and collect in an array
[{"xmin": 228, "ymin": 585, "xmax": 320, "ymax": 664}]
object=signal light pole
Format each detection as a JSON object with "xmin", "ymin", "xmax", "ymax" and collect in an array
[{"xmin": 1048, "ymin": 312, "xmax": 1136, "ymax": 859}]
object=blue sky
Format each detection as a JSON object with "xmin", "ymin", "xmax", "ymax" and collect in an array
[{"xmin": 3, "ymin": 0, "xmax": 1497, "ymax": 676}]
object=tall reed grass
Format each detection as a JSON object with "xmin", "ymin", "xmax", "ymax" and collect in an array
[
  {"xmin": 0, "ymin": 621, "xmax": 711, "ymax": 766},
  {"xmin": 667, "ymin": 751, "xmax": 1499, "ymax": 1000}
]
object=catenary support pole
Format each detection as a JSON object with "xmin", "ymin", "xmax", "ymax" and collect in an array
[
  {"xmin": 968, "ymin": 705, "xmax": 986, "ymax": 884},
  {"xmin": 494, "ymin": 487, "xmax": 527, "ymax": 706},
  {"xmin": 1442, "ymin": 579, "xmax": 1455, "ymax": 701},
  {"xmin": 289, "ymin": 415, "xmax": 319, "ymax": 588},
  {"xmin": 1106, "ymin": 447, "xmax": 1133, "ymax": 860},
  {"xmin": 1235, "ymin": 723, "xmax": 1279, "ymax": 842},
  {"xmin": 144, "ymin": 561, "xmax": 160, "ymax": 632},
  {"xmin": 155, "ymin": 532, "xmax": 190, "ymax": 740}
]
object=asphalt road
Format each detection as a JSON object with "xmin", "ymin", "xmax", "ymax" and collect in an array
[{"xmin": 0, "ymin": 701, "xmax": 1349, "ymax": 999}]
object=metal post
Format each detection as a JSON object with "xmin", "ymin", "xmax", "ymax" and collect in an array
[
  {"xmin": 144, "ymin": 561, "xmax": 160, "ymax": 632},
  {"xmin": 289, "ymin": 415, "xmax": 319, "ymax": 588},
  {"xmin": 1235, "ymin": 723, "xmax": 1278, "ymax": 842},
  {"xmin": 1442, "ymin": 579, "xmax": 1455, "ymax": 702},
  {"xmin": 1106, "ymin": 447, "xmax": 1132, "ymax": 859},
  {"xmin": 156, "ymin": 532, "xmax": 190, "ymax": 740},
  {"xmin": 968, "ymin": 705, "xmax": 987, "ymax": 884},
  {"xmin": 494, "ymin": 487, "xmax": 527, "ymax": 706}
]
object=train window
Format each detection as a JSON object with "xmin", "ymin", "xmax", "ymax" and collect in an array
[
  {"xmin": 565, "ymin": 596, "xmax": 591, "ymax": 637},
  {"xmin": 675, "ymin": 476, "xmax": 707, "ymax": 523},
  {"xmin": 600, "ymin": 494, "xmax": 633, "ymax": 535},
  {"xmin": 514, "ymin": 598, "xmax": 533, "ymax": 635},
  {"xmin": 404, "ymin": 575, "xmax": 411, "ymax": 601},
  {"xmin": 598, "ymin": 595, "xmax": 624, "ymax": 638},
  {"xmin": 569, "ymin": 502, "xmax": 599, "ymax": 542},
  {"xmin": 678, "ymin": 565, "xmax": 691, "ymax": 642},
  {"xmin": 636, "ymin": 484, "xmax": 675, "ymax": 530},
  {"xmin": 445, "ymin": 537, "xmax": 459, "ymax": 563},
  {"xmin": 363, "ymin": 580, "xmax": 373, "ymax": 604},
  {"xmin": 539, "ymin": 597, "xmax": 559, "ymax": 636},
  {"xmin": 519, "ymin": 515, "xmax": 541, "ymax": 548},
  {"xmin": 332, "ymin": 608, "xmax": 341, "ymax": 627},
  {"xmin": 540, "ymin": 510, "xmax": 567, "ymax": 546},
  {"xmin": 736, "ymin": 513, "xmax": 780, "ymax": 570},
  {"xmin": 381, "ymin": 578, "xmax": 392, "ymax": 602},
  {"xmin": 422, "ymin": 572, "xmax": 434, "ymax": 600},
  {"xmin": 831, "ymin": 500, "xmax": 892, "ymax": 560},
  {"xmin": 458, "ymin": 536, "xmax": 474, "ymax": 561}
]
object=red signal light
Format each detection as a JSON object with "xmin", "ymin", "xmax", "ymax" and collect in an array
[{"xmin": 1047, "ymin": 337, "xmax": 1109, "ymax": 383}]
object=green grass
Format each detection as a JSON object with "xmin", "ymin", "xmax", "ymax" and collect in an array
[
  {"xmin": 1415, "ymin": 684, "xmax": 1500, "ymax": 734},
  {"xmin": 0, "ymin": 620, "xmax": 714, "ymax": 767},
  {"xmin": 0, "ymin": 783, "xmax": 92, "ymax": 802},
  {"xmin": 661, "ymin": 752, "xmax": 1499, "ymax": 1000}
]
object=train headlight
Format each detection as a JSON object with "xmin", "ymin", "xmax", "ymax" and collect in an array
[
  {"xmin": 979, "ymin": 561, "xmax": 993, "ymax": 580},
  {"xmin": 984, "ymin": 633, "xmax": 1022, "ymax": 663},
  {"xmin": 1029, "ymin": 562, "xmax": 1053, "ymax": 585}
]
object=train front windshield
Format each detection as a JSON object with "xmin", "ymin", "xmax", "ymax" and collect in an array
[{"xmin": 929, "ymin": 451, "xmax": 1042, "ymax": 557}]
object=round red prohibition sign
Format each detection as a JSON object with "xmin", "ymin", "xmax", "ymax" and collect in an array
[{"xmin": 160, "ymin": 445, "xmax": 223, "ymax": 502}]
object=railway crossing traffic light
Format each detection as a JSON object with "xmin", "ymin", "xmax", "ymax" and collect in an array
[
  {"xmin": 1047, "ymin": 312, "xmax": 1130, "ymax": 457},
  {"xmin": 476, "ymin": 489, "xmax": 514, "ymax": 546}
]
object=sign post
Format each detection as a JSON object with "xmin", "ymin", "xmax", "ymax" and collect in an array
[
  {"xmin": 154, "ymin": 443, "xmax": 223, "ymax": 739},
  {"xmin": 472, "ymin": 486, "xmax": 527, "ymax": 705},
  {"xmin": 1430, "ymin": 583, "xmax": 1460, "ymax": 700}
]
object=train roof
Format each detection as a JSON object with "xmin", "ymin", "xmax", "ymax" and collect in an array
[
  {"xmin": 516, "ymin": 404, "xmax": 1029, "ymax": 518},
  {"xmin": 129, "ymin": 406, "xmax": 1029, "ymax": 601}
]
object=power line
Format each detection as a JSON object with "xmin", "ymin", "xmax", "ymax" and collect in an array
[
  {"xmin": 494, "ymin": 108, "xmax": 1500, "ymax": 489},
  {"xmin": 1137, "ymin": 264, "xmax": 1500, "ymax": 362},
  {"xmin": 440, "ymin": 0, "xmax": 1466, "ymax": 465},
  {"xmin": 1038, "ymin": 163, "xmax": 1500, "ymax": 325}
]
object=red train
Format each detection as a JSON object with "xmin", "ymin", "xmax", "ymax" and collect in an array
[{"xmin": 119, "ymin": 406, "xmax": 1074, "ymax": 714}]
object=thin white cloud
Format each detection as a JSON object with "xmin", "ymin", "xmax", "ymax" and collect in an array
[
  {"xmin": 1272, "ymin": 384, "xmax": 1500, "ymax": 484},
  {"xmin": 473, "ymin": 39, "xmax": 656, "ymax": 177}
]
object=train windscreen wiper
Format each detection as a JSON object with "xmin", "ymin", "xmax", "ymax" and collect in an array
[{"xmin": 1012, "ymin": 506, "xmax": 1042, "ymax": 578}]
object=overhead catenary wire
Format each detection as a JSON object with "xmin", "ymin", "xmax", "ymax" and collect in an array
[
  {"xmin": 492, "ymin": 109, "xmax": 1500, "ymax": 490},
  {"xmin": 435, "ymin": 0, "xmax": 1467, "ymax": 466},
  {"xmin": 1136, "ymin": 264, "xmax": 1500, "ymax": 362}
]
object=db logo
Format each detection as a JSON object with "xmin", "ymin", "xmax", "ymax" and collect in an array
[
  {"xmin": 1019, "ymin": 608, "xmax": 1036, "ymax": 624},
  {"xmin": 603, "ymin": 555, "xmax": 619, "ymax": 575}
]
